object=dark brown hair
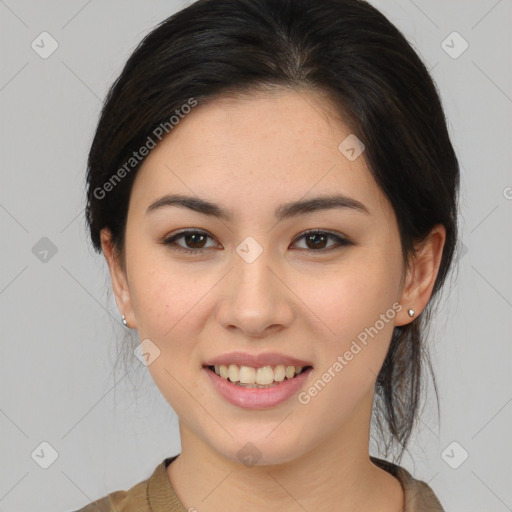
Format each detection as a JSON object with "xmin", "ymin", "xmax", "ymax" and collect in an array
[{"xmin": 85, "ymin": 0, "xmax": 460, "ymax": 460}]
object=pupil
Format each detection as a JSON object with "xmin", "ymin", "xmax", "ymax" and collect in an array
[
  {"xmin": 187, "ymin": 233, "xmax": 206, "ymax": 248},
  {"xmin": 307, "ymin": 234, "xmax": 326, "ymax": 249}
]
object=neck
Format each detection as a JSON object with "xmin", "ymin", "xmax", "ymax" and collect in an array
[{"xmin": 166, "ymin": 390, "xmax": 404, "ymax": 512}]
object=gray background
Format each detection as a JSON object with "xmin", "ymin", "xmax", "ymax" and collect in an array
[{"xmin": 1, "ymin": 1, "xmax": 511, "ymax": 511}]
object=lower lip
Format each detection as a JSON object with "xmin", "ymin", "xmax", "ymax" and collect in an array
[{"xmin": 203, "ymin": 366, "xmax": 313, "ymax": 410}]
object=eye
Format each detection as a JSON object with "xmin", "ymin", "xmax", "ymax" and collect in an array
[
  {"xmin": 291, "ymin": 229, "xmax": 352, "ymax": 252},
  {"xmin": 161, "ymin": 230, "xmax": 219, "ymax": 254},
  {"xmin": 161, "ymin": 228, "xmax": 352, "ymax": 255}
]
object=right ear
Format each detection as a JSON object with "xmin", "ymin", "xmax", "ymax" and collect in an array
[{"xmin": 100, "ymin": 228, "xmax": 137, "ymax": 329}]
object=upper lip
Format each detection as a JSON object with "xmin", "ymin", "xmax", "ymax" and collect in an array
[{"xmin": 203, "ymin": 351, "xmax": 312, "ymax": 368}]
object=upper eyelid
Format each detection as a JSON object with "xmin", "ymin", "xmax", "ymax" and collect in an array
[{"xmin": 166, "ymin": 229, "xmax": 219, "ymax": 245}]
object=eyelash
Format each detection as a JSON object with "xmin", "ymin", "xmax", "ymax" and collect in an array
[{"xmin": 160, "ymin": 229, "xmax": 352, "ymax": 255}]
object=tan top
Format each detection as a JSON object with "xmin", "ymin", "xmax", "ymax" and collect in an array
[{"xmin": 72, "ymin": 454, "xmax": 444, "ymax": 512}]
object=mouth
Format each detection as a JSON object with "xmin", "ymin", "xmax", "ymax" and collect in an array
[{"xmin": 205, "ymin": 364, "xmax": 313, "ymax": 388}]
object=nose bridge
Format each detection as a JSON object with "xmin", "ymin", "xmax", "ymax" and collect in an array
[
  {"xmin": 233, "ymin": 241, "xmax": 277, "ymax": 309},
  {"xmin": 235, "ymin": 244, "xmax": 273, "ymax": 299},
  {"xmin": 217, "ymin": 239, "xmax": 293, "ymax": 336}
]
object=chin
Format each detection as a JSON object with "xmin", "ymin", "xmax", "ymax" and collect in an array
[{"xmin": 208, "ymin": 427, "xmax": 312, "ymax": 468}]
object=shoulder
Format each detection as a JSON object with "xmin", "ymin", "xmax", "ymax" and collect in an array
[
  {"xmin": 70, "ymin": 462, "xmax": 161, "ymax": 512},
  {"xmin": 370, "ymin": 456, "xmax": 445, "ymax": 512},
  {"xmin": 71, "ymin": 495, "xmax": 113, "ymax": 512}
]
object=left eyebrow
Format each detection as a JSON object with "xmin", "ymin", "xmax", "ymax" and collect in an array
[{"xmin": 145, "ymin": 193, "xmax": 370, "ymax": 220}]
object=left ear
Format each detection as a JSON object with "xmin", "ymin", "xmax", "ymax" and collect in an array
[{"xmin": 395, "ymin": 224, "xmax": 446, "ymax": 326}]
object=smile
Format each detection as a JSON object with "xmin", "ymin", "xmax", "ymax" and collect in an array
[
  {"xmin": 203, "ymin": 364, "xmax": 313, "ymax": 409},
  {"xmin": 207, "ymin": 364, "xmax": 309, "ymax": 388}
]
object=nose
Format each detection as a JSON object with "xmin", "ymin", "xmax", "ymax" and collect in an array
[{"xmin": 215, "ymin": 247, "xmax": 294, "ymax": 339}]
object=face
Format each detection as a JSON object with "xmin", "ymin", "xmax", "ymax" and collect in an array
[{"xmin": 103, "ymin": 88, "xmax": 437, "ymax": 466}]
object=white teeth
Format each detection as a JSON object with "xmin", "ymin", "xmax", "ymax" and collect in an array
[
  {"xmin": 239, "ymin": 366, "xmax": 256, "ymax": 384},
  {"xmin": 285, "ymin": 365, "xmax": 295, "ymax": 379},
  {"xmin": 274, "ymin": 364, "xmax": 285, "ymax": 382},
  {"xmin": 219, "ymin": 364, "xmax": 229, "ymax": 379},
  {"xmin": 256, "ymin": 366, "xmax": 274, "ymax": 385},
  {"xmin": 211, "ymin": 363, "xmax": 307, "ymax": 386},
  {"xmin": 227, "ymin": 364, "xmax": 239, "ymax": 382}
]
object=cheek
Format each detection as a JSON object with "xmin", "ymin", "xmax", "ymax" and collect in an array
[
  {"xmin": 294, "ymin": 250, "xmax": 402, "ymax": 393},
  {"xmin": 128, "ymin": 250, "xmax": 211, "ymax": 340},
  {"xmin": 293, "ymin": 276, "xmax": 401, "ymax": 429},
  {"xmin": 296, "ymin": 252, "xmax": 401, "ymax": 343},
  {"xmin": 129, "ymin": 266, "xmax": 210, "ymax": 414}
]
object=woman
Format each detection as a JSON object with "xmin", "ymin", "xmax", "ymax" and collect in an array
[{"xmin": 76, "ymin": 0, "xmax": 459, "ymax": 510}]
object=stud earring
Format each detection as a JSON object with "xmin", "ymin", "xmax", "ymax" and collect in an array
[
  {"xmin": 121, "ymin": 314, "xmax": 128, "ymax": 327},
  {"xmin": 408, "ymin": 309, "xmax": 415, "ymax": 318}
]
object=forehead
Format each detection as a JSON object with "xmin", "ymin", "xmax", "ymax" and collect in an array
[
  {"xmin": 161, "ymin": 88, "xmax": 355, "ymax": 163},
  {"xmin": 129, "ymin": 88, "xmax": 388, "ymax": 220}
]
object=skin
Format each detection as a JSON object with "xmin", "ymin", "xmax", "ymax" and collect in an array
[{"xmin": 101, "ymin": 87, "xmax": 445, "ymax": 512}]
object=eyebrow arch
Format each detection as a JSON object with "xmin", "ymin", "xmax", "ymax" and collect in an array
[{"xmin": 146, "ymin": 193, "xmax": 370, "ymax": 220}]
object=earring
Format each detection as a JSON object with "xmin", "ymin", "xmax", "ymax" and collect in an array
[
  {"xmin": 408, "ymin": 309, "xmax": 415, "ymax": 318},
  {"xmin": 121, "ymin": 315, "xmax": 128, "ymax": 327}
]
